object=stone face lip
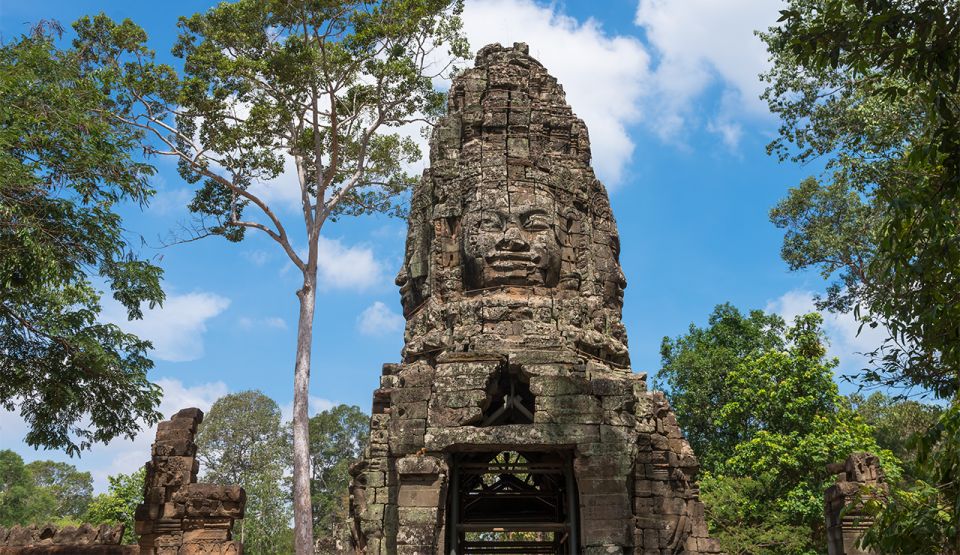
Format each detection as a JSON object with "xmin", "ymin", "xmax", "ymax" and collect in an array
[{"xmin": 345, "ymin": 43, "xmax": 723, "ymax": 554}]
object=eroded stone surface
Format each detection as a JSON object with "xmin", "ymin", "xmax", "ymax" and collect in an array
[
  {"xmin": 825, "ymin": 453, "xmax": 887, "ymax": 555},
  {"xmin": 345, "ymin": 43, "xmax": 721, "ymax": 554},
  {"xmin": 0, "ymin": 524, "xmax": 134, "ymax": 554},
  {"xmin": 135, "ymin": 408, "xmax": 245, "ymax": 555}
]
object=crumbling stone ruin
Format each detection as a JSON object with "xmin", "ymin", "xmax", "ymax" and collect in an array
[
  {"xmin": 825, "ymin": 452, "xmax": 887, "ymax": 555},
  {"xmin": 135, "ymin": 408, "xmax": 245, "ymax": 555},
  {"xmin": 0, "ymin": 408, "xmax": 245, "ymax": 555},
  {"xmin": 345, "ymin": 42, "xmax": 721, "ymax": 554},
  {"xmin": 0, "ymin": 524, "xmax": 130, "ymax": 554}
]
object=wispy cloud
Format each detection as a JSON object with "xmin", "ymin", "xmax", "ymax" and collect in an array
[
  {"xmin": 238, "ymin": 316, "xmax": 288, "ymax": 331},
  {"xmin": 279, "ymin": 396, "xmax": 337, "ymax": 423},
  {"xmin": 102, "ymin": 292, "xmax": 231, "ymax": 362},
  {"xmin": 242, "ymin": 249, "xmax": 272, "ymax": 267},
  {"xmin": 635, "ymin": 0, "xmax": 784, "ymax": 146},
  {"xmin": 316, "ymin": 236, "xmax": 384, "ymax": 291},
  {"xmin": 766, "ymin": 289, "xmax": 888, "ymax": 376},
  {"xmin": 357, "ymin": 301, "xmax": 405, "ymax": 336}
]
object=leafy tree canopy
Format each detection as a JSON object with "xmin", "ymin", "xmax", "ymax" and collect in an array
[
  {"xmin": 661, "ymin": 307, "xmax": 894, "ymax": 554},
  {"xmin": 84, "ymin": 467, "xmax": 144, "ymax": 544},
  {"xmin": 658, "ymin": 303, "xmax": 788, "ymax": 472},
  {"xmin": 763, "ymin": 0, "xmax": 960, "ymax": 398},
  {"xmin": 699, "ymin": 474, "xmax": 813, "ymax": 555},
  {"xmin": 0, "ymin": 23, "xmax": 164, "ymax": 455},
  {"xmin": 764, "ymin": 2, "xmax": 960, "ymax": 549},
  {"xmin": 861, "ymin": 401, "xmax": 960, "ymax": 554},
  {"xmin": 309, "ymin": 404, "xmax": 368, "ymax": 543},
  {"xmin": 0, "ymin": 451, "xmax": 94, "ymax": 526},
  {"xmin": 0, "ymin": 450, "xmax": 45, "ymax": 526},
  {"xmin": 849, "ymin": 391, "xmax": 942, "ymax": 476},
  {"xmin": 69, "ymin": 3, "xmax": 467, "ymax": 549},
  {"xmin": 195, "ymin": 391, "xmax": 292, "ymax": 555},
  {"xmin": 25, "ymin": 460, "xmax": 94, "ymax": 521}
]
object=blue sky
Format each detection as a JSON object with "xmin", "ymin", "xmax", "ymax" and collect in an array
[{"xmin": 1, "ymin": 0, "xmax": 884, "ymax": 491}]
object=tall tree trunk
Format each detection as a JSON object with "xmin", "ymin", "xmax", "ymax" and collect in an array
[{"xmin": 292, "ymin": 275, "xmax": 317, "ymax": 554}]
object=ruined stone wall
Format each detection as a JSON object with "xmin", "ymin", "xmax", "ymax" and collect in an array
[
  {"xmin": 346, "ymin": 43, "xmax": 721, "ymax": 554},
  {"xmin": 135, "ymin": 408, "xmax": 245, "ymax": 555},
  {"xmin": 0, "ymin": 524, "xmax": 131, "ymax": 554},
  {"xmin": 825, "ymin": 453, "xmax": 887, "ymax": 555},
  {"xmin": 0, "ymin": 408, "xmax": 244, "ymax": 555}
]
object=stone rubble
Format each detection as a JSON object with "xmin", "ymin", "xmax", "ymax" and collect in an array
[{"xmin": 0, "ymin": 524, "xmax": 131, "ymax": 554}]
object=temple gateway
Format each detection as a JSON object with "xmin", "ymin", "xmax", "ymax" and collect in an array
[{"xmin": 344, "ymin": 43, "xmax": 722, "ymax": 555}]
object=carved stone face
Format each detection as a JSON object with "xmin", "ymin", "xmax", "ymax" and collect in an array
[{"xmin": 462, "ymin": 187, "xmax": 561, "ymax": 289}]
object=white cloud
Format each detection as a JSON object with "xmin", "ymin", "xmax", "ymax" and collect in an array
[
  {"xmin": 243, "ymin": 249, "xmax": 272, "ymax": 266},
  {"xmin": 707, "ymin": 118, "xmax": 744, "ymax": 151},
  {"xmin": 460, "ymin": 0, "xmax": 651, "ymax": 186},
  {"xmin": 357, "ymin": 301, "xmax": 406, "ymax": 336},
  {"xmin": 3, "ymin": 378, "xmax": 227, "ymax": 493},
  {"xmin": 635, "ymin": 0, "xmax": 784, "ymax": 145},
  {"xmin": 279, "ymin": 396, "xmax": 337, "ymax": 423},
  {"xmin": 247, "ymin": 155, "xmax": 304, "ymax": 211},
  {"xmin": 316, "ymin": 235, "xmax": 384, "ymax": 290},
  {"xmin": 766, "ymin": 289, "xmax": 888, "ymax": 375},
  {"xmin": 150, "ymin": 187, "xmax": 193, "ymax": 217},
  {"xmin": 103, "ymin": 292, "xmax": 231, "ymax": 362},
  {"xmin": 238, "ymin": 316, "xmax": 288, "ymax": 331}
]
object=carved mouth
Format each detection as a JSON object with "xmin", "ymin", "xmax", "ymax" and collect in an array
[{"xmin": 486, "ymin": 253, "xmax": 540, "ymax": 265}]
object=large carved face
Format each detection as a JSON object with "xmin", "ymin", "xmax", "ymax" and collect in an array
[{"xmin": 462, "ymin": 186, "xmax": 561, "ymax": 289}]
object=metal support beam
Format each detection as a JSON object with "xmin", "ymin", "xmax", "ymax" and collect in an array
[
  {"xmin": 564, "ymin": 454, "xmax": 579, "ymax": 555},
  {"xmin": 449, "ymin": 453, "xmax": 460, "ymax": 555}
]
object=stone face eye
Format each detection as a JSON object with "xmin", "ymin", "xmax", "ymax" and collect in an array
[
  {"xmin": 479, "ymin": 213, "xmax": 503, "ymax": 231},
  {"xmin": 522, "ymin": 210, "xmax": 551, "ymax": 231}
]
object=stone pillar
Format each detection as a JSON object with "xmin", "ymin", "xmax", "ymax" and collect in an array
[
  {"xmin": 824, "ymin": 452, "xmax": 887, "ymax": 555},
  {"xmin": 135, "ymin": 408, "xmax": 245, "ymax": 555}
]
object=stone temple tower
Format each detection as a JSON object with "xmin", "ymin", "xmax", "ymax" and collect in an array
[{"xmin": 346, "ymin": 43, "xmax": 721, "ymax": 555}]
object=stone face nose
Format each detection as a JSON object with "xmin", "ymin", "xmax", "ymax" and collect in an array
[{"xmin": 496, "ymin": 226, "xmax": 529, "ymax": 251}]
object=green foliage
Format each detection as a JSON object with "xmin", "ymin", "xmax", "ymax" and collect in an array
[
  {"xmin": 25, "ymin": 460, "xmax": 94, "ymax": 521},
  {"xmin": 84, "ymin": 468, "xmax": 145, "ymax": 544},
  {"xmin": 309, "ymin": 404, "xmax": 369, "ymax": 541},
  {"xmin": 195, "ymin": 391, "xmax": 292, "ymax": 555},
  {"xmin": 700, "ymin": 474, "xmax": 814, "ymax": 555},
  {"xmin": 662, "ymin": 307, "xmax": 893, "ymax": 553},
  {"xmin": 658, "ymin": 304, "xmax": 788, "ymax": 472},
  {"xmin": 0, "ymin": 451, "xmax": 95, "ymax": 526},
  {"xmin": 849, "ymin": 391, "xmax": 942, "ymax": 476},
  {"xmin": 70, "ymin": 6, "xmax": 468, "ymax": 547},
  {"xmin": 0, "ymin": 23, "xmax": 164, "ymax": 455},
  {"xmin": 764, "ymin": 0, "xmax": 960, "ymax": 399},
  {"xmin": 765, "ymin": 2, "xmax": 960, "ymax": 549},
  {"xmin": 0, "ymin": 450, "xmax": 43, "ymax": 526},
  {"xmin": 71, "ymin": 0, "xmax": 469, "ymax": 242},
  {"xmin": 861, "ymin": 399, "xmax": 960, "ymax": 554}
]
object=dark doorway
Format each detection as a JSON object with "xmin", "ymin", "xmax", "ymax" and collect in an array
[{"xmin": 447, "ymin": 450, "xmax": 579, "ymax": 554}]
